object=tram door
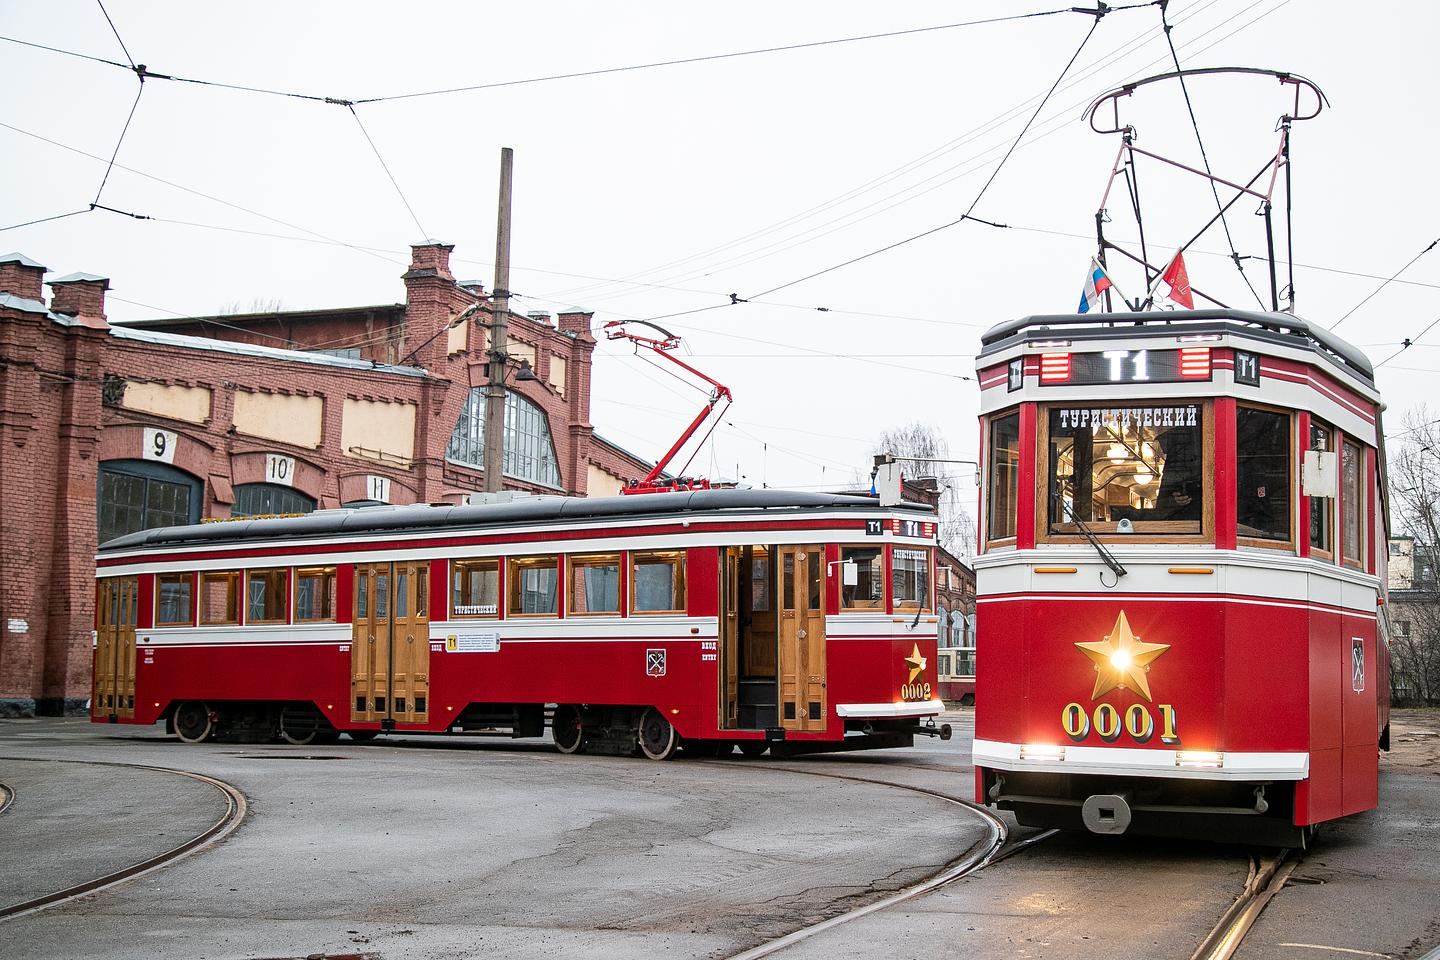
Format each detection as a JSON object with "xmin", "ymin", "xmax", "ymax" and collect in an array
[
  {"xmin": 721, "ymin": 549, "xmax": 741, "ymax": 727},
  {"xmin": 351, "ymin": 562, "xmax": 430, "ymax": 727},
  {"xmin": 777, "ymin": 546, "xmax": 827, "ymax": 731},
  {"xmin": 93, "ymin": 576, "xmax": 138, "ymax": 720}
]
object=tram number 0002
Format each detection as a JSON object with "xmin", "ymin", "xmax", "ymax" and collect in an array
[
  {"xmin": 900, "ymin": 682, "xmax": 932, "ymax": 702},
  {"xmin": 1062, "ymin": 701, "xmax": 1179, "ymax": 745}
]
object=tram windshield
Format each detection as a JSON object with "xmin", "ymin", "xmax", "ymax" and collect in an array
[{"xmin": 1047, "ymin": 403, "xmax": 1204, "ymax": 535}]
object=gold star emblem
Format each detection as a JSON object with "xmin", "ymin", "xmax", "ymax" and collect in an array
[
  {"xmin": 905, "ymin": 643, "xmax": 927, "ymax": 684},
  {"xmin": 1074, "ymin": 611, "xmax": 1169, "ymax": 702}
]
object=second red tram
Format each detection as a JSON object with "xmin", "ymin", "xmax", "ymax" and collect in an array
[
  {"xmin": 972, "ymin": 309, "xmax": 1389, "ymax": 846},
  {"xmin": 92, "ymin": 490, "xmax": 948, "ymax": 758}
]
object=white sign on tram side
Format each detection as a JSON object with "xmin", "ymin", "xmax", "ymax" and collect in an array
[{"xmin": 446, "ymin": 633, "xmax": 500, "ymax": 653}]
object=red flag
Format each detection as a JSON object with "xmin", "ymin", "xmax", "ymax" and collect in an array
[{"xmin": 1161, "ymin": 252, "xmax": 1194, "ymax": 309}]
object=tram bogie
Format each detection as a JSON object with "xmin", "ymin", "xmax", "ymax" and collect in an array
[
  {"xmin": 92, "ymin": 490, "xmax": 946, "ymax": 759},
  {"xmin": 972, "ymin": 309, "xmax": 1390, "ymax": 846}
]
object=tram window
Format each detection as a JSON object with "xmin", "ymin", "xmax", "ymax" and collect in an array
[
  {"xmin": 987, "ymin": 413, "xmax": 1020, "ymax": 542},
  {"xmin": 155, "ymin": 572, "xmax": 194, "ymax": 626},
  {"xmin": 509, "ymin": 556, "xmax": 559, "ymax": 615},
  {"xmin": 295, "ymin": 567, "xmax": 337, "ymax": 622},
  {"xmin": 452, "ymin": 559, "xmax": 499, "ymax": 618},
  {"xmin": 1047, "ymin": 404, "xmax": 1204, "ymax": 535},
  {"xmin": 840, "ymin": 545, "xmax": 883, "ymax": 609},
  {"xmin": 892, "ymin": 547, "xmax": 932, "ymax": 610},
  {"xmin": 199, "ymin": 571, "xmax": 241, "ymax": 625},
  {"xmin": 633, "ymin": 551, "xmax": 686, "ymax": 614},
  {"xmin": 1342, "ymin": 440, "xmax": 1364, "ymax": 566},
  {"xmin": 750, "ymin": 550, "xmax": 770, "ymax": 612},
  {"xmin": 938, "ymin": 654, "xmax": 952, "ymax": 677},
  {"xmin": 1236, "ymin": 407, "xmax": 1292, "ymax": 543},
  {"xmin": 569, "ymin": 554, "xmax": 621, "ymax": 615},
  {"xmin": 246, "ymin": 568, "xmax": 288, "ymax": 624},
  {"xmin": 1309, "ymin": 421, "xmax": 1335, "ymax": 556}
]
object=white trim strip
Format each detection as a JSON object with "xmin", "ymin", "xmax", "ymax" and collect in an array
[
  {"xmin": 835, "ymin": 700, "xmax": 944, "ymax": 718},
  {"xmin": 972, "ymin": 738, "xmax": 1309, "ymax": 780},
  {"xmin": 975, "ymin": 593, "xmax": 1377, "ymax": 620}
]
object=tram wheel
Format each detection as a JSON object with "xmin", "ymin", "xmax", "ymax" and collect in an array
[
  {"xmin": 278, "ymin": 710, "xmax": 319, "ymax": 746},
  {"xmin": 552, "ymin": 704, "xmax": 586, "ymax": 755},
  {"xmin": 174, "ymin": 701, "xmax": 214, "ymax": 744},
  {"xmin": 637, "ymin": 708, "xmax": 679, "ymax": 761},
  {"xmin": 736, "ymin": 741, "xmax": 769, "ymax": 759},
  {"xmin": 346, "ymin": 730, "xmax": 379, "ymax": 742}
]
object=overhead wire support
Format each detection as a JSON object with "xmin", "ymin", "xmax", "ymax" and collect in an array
[
  {"xmin": 95, "ymin": 0, "xmax": 136, "ymax": 70},
  {"xmin": 346, "ymin": 104, "xmax": 429, "ymax": 241}
]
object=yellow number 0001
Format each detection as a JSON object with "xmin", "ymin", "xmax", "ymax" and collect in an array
[{"xmin": 1062, "ymin": 702, "xmax": 1179, "ymax": 745}]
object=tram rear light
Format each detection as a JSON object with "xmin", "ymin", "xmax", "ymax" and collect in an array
[
  {"xmin": 1039, "ymin": 353, "xmax": 1071, "ymax": 382},
  {"xmin": 1179, "ymin": 346, "xmax": 1211, "ymax": 378},
  {"xmin": 1176, "ymin": 750, "xmax": 1224, "ymax": 769},
  {"xmin": 671, "ymin": 708, "xmax": 680, "ymax": 715},
  {"xmin": 1020, "ymin": 743, "xmax": 1066, "ymax": 760}
]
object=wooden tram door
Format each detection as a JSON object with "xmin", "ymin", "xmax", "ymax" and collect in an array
[
  {"xmin": 721, "ymin": 548, "xmax": 741, "ymax": 727},
  {"xmin": 351, "ymin": 562, "xmax": 430, "ymax": 727},
  {"xmin": 777, "ymin": 546, "xmax": 827, "ymax": 731},
  {"xmin": 94, "ymin": 577, "xmax": 138, "ymax": 720}
]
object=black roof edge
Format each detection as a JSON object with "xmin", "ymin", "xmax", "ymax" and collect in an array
[{"xmin": 98, "ymin": 488, "xmax": 934, "ymax": 553}]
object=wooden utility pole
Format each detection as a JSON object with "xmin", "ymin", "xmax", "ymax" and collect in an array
[{"xmin": 483, "ymin": 147, "xmax": 514, "ymax": 492}]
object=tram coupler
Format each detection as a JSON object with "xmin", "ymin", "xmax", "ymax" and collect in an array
[
  {"xmin": 1081, "ymin": 790, "xmax": 1134, "ymax": 835},
  {"xmin": 898, "ymin": 719, "xmax": 952, "ymax": 740}
]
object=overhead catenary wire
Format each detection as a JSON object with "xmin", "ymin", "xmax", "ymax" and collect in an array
[
  {"xmin": 93, "ymin": 81, "xmax": 146, "ymax": 207},
  {"xmin": 1375, "ymin": 316, "xmax": 1440, "ymax": 369},
  {"xmin": 95, "ymin": 0, "xmax": 136, "ymax": 70},
  {"xmin": 346, "ymin": 105, "xmax": 429, "ymax": 241},
  {"xmin": 1330, "ymin": 235, "xmax": 1440, "ymax": 331}
]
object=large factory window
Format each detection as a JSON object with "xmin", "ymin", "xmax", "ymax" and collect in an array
[
  {"xmin": 446, "ymin": 389, "xmax": 563, "ymax": 488},
  {"xmin": 232, "ymin": 483, "xmax": 316, "ymax": 517},
  {"xmin": 97, "ymin": 460, "xmax": 201, "ymax": 546}
]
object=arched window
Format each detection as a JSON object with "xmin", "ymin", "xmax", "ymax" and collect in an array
[
  {"xmin": 446, "ymin": 389, "xmax": 562, "ymax": 488},
  {"xmin": 936, "ymin": 605, "xmax": 950, "ymax": 647},
  {"xmin": 98, "ymin": 459, "xmax": 202, "ymax": 545},
  {"xmin": 233, "ymin": 483, "xmax": 316, "ymax": 517}
]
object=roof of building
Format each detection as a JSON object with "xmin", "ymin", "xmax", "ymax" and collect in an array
[
  {"xmin": 0, "ymin": 251, "xmax": 47, "ymax": 269},
  {"xmin": 98, "ymin": 488, "xmax": 933, "ymax": 552},
  {"xmin": 114, "ymin": 302, "xmax": 407, "ymax": 330},
  {"xmin": 107, "ymin": 323, "xmax": 429, "ymax": 377},
  {"xmin": 48, "ymin": 272, "xmax": 109, "ymax": 285}
]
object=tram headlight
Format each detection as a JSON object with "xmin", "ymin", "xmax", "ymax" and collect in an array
[
  {"xmin": 1110, "ymin": 650, "xmax": 1132, "ymax": 670},
  {"xmin": 1176, "ymin": 750, "xmax": 1224, "ymax": 769},
  {"xmin": 1020, "ymin": 743, "xmax": 1066, "ymax": 761}
]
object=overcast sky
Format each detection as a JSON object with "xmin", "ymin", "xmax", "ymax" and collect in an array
[{"xmin": 3, "ymin": 1, "xmax": 1436, "ymax": 499}]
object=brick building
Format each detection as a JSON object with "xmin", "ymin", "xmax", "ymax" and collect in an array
[{"xmin": 0, "ymin": 244, "xmax": 653, "ymax": 716}]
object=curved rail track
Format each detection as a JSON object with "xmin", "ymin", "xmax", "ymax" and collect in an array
[
  {"xmin": 1190, "ymin": 849, "xmax": 1299, "ymax": 960},
  {"xmin": 0, "ymin": 757, "xmax": 247, "ymax": 922}
]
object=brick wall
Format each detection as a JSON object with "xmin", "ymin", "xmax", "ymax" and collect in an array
[{"xmin": 0, "ymin": 246, "xmax": 653, "ymax": 714}]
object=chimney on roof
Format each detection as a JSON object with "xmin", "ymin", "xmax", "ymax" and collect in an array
[
  {"xmin": 404, "ymin": 241, "xmax": 455, "ymax": 282},
  {"xmin": 48, "ymin": 272, "xmax": 110, "ymax": 328},
  {"xmin": 0, "ymin": 252, "xmax": 47, "ymax": 301},
  {"xmin": 557, "ymin": 310, "xmax": 592, "ymax": 337},
  {"xmin": 526, "ymin": 310, "xmax": 552, "ymax": 326}
]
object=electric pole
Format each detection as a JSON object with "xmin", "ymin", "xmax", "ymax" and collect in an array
[{"xmin": 483, "ymin": 147, "xmax": 513, "ymax": 493}]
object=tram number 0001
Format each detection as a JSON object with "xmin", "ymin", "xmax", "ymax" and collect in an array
[
  {"xmin": 900, "ymin": 682, "xmax": 932, "ymax": 702},
  {"xmin": 1062, "ymin": 701, "xmax": 1179, "ymax": 745}
]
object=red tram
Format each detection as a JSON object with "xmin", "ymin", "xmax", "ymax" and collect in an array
[
  {"xmin": 91, "ymin": 490, "xmax": 948, "ymax": 758},
  {"xmin": 972, "ymin": 309, "xmax": 1390, "ymax": 846}
]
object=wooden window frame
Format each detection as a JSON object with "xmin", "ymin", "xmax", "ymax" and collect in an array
[
  {"xmin": 1306, "ymin": 418, "xmax": 1336, "ymax": 562},
  {"xmin": 451, "ymin": 557, "xmax": 501, "ymax": 619},
  {"xmin": 890, "ymin": 545, "xmax": 934, "ymax": 612},
  {"xmin": 245, "ymin": 567, "xmax": 289, "ymax": 625},
  {"xmin": 199, "ymin": 570, "xmax": 241, "ymax": 626},
  {"xmin": 155, "ymin": 571, "xmax": 195, "ymax": 627},
  {"xmin": 293, "ymin": 566, "xmax": 337, "ymax": 623},
  {"xmin": 985, "ymin": 409, "xmax": 1022, "ymax": 549},
  {"xmin": 630, "ymin": 550, "xmax": 687, "ymax": 615},
  {"xmin": 567, "ymin": 553, "xmax": 622, "ymax": 617},
  {"xmin": 838, "ymin": 543, "xmax": 884, "ymax": 610},
  {"xmin": 1341, "ymin": 438, "xmax": 1366, "ymax": 570},
  {"xmin": 507, "ymin": 555, "xmax": 560, "ymax": 618},
  {"xmin": 1235, "ymin": 403, "xmax": 1297, "ymax": 553},
  {"xmin": 1036, "ymin": 399, "xmax": 1215, "ymax": 545}
]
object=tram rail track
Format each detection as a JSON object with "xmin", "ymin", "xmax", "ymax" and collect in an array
[
  {"xmin": 1190, "ymin": 849, "xmax": 1298, "ymax": 960},
  {"xmin": 0, "ymin": 757, "xmax": 247, "ymax": 922}
]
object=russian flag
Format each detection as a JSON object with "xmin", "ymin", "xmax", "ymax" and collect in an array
[{"xmin": 1077, "ymin": 257, "xmax": 1114, "ymax": 314}]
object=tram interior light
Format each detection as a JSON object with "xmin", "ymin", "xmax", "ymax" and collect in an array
[
  {"xmin": 1107, "ymin": 444, "xmax": 1127, "ymax": 464},
  {"xmin": 1020, "ymin": 743, "xmax": 1066, "ymax": 760},
  {"xmin": 1176, "ymin": 750, "xmax": 1224, "ymax": 769}
]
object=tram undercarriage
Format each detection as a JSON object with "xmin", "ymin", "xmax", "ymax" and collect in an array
[{"xmin": 983, "ymin": 768, "xmax": 1308, "ymax": 848}]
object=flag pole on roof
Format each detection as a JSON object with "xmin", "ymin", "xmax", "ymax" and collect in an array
[{"xmin": 1078, "ymin": 257, "xmax": 1125, "ymax": 315}]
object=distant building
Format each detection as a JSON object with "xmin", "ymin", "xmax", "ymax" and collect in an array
[
  {"xmin": 1386, "ymin": 535, "xmax": 1439, "ymax": 706},
  {"xmin": 935, "ymin": 547, "xmax": 977, "ymax": 704},
  {"xmin": 0, "ymin": 244, "xmax": 654, "ymax": 716}
]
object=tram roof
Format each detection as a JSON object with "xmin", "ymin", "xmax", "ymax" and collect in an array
[
  {"xmin": 978, "ymin": 309, "xmax": 1374, "ymax": 386},
  {"xmin": 97, "ymin": 488, "xmax": 934, "ymax": 553}
]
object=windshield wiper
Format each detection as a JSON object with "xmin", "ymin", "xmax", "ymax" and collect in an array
[{"xmin": 1057, "ymin": 495, "xmax": 1128, "ymax": 582}]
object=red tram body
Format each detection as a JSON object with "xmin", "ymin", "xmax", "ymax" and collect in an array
[
  {"xmin": 92, "ymin": 490, "xmax": 947, "ymax": 759},
  {"xmin": 972, "ymin": 310, "xmax": 1389, "ymax": 846}
]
